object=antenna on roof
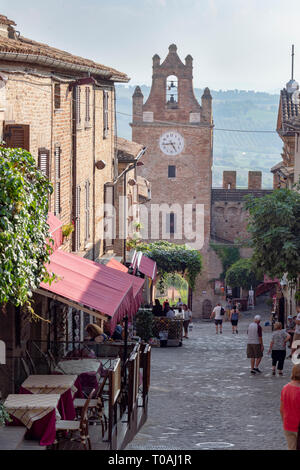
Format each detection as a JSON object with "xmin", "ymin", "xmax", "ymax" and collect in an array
[{"xmin": 291, "ymin": 44, "xmax": 295, "ymax": 80}]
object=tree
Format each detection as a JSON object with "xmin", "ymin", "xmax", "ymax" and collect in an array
[
  {"xmin": 225, "ymin": 258, "xmax": 260, "ymax": 290},
  {"xmin": 134, "ymin": 241, "xmax": 202, "ymax": 291},
  {"xmin": 244, "ymin": 188, "xmax": 300, "ymax": 283},
  {"xmin": 210, "ymin": 244, "xmax": 240, "ymax": 280},
  {"xmin": 0, "ymin": 146, "xmax": 54, "ymax": 315}
]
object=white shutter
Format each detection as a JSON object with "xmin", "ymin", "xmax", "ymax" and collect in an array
[
  {"xmin": 54, "ymin": 146, "xmax": 61, "ymax": 215},
  {"xmin": 75, "ymin": 185, "xmax": 81, "ymax": 251},
  {"xmin": 85, "ymin": 180, "xmax": 90, "ymax": 241},
  {"xmin": 76, "ymin": 86, "xmax": 81, "ymax": 125},
  {"xmin": 103, "ymin": 90, "xmax": 109, "ymax": 138},
  {"xmin": 38, "ymin": 148, "xmax": 50, "ymax": 178}
]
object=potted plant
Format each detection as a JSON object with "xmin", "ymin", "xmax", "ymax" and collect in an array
[
  {"xmin": 62, "ymin": 223, "xmax": 74, "ymax": 242},
  {"xmin": 0, "ymin": 402, "xmax": 11, "ymax": 426}
]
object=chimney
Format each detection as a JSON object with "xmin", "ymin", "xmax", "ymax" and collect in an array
[
  {"xmin": 0, "ymin": 15, "xmax": 16, "ymax": 38},
  {"xmin": 223, "ymin": 171, "xmax": 236, "ymax": 189},
  {"xmin": 201, "ymin": 87, "xmax": 212, "ymax": 124},
  {"xmin": 132, "ymin": 86, "xmax": 144, "ymax": 122},
  {"xmin": 248, "ymin": 171, "xmax": 262, "ymax": 189}
]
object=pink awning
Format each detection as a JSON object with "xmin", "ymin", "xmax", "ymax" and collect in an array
[
  {"xmin": 107, "ymin": 258, "xmax": 145, "ymax": 310},
  {"xmin": 47, "ymin": 213, "xmax": 63, "ymax": 251},
  {"xmin": 131, "ymin": 251, "xmax": 157, "ymax": 280},
  {"xmin": 40, "ymin": 251, "xmax": 136, "ymax": 333},
  {"xmin": 107, "ymin": 258, "xmax": 128, "ymax": 273}
]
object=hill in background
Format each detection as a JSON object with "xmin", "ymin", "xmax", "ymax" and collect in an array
[{"xmin": 116, "ymin": 85, "xmax": 282, "ymax": 188}]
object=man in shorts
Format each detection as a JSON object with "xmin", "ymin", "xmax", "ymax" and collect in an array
[
  {"xmin": 247, "ymin": 315, "xmax": 264, "ymax": 374},
  {"xmin": 211, "ymin": 303, "xmax": 224, "ymax": 334}
]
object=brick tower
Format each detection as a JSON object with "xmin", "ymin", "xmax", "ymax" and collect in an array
[{"xmin": 131, "ymin": 44, "xmax": 214, "ymax": 317}]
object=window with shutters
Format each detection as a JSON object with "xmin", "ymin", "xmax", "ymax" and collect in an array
[
  {"xmin": 168, "ymin": 165, "xmax": 176, "ymax": 178},
  {"xmin": 4, "ymin": 124, "xmax": 30, "ymax": 151},
  {"xmin": 75, "ymin": 185, "xmax": 81, "ymax": 251},
  {"xmin": 85, "ymin": 87, "xmax": 90, "ymax": 123},
  {"xmin": 54, "ymin": 83, "xmax": 61, "ymax": 109},
  {"xmin": 38, "ymin": 148, "xmax": 50, "ymax": 179},
  {"xmin": 54, "ymin": 146, "xmax": 61, "ymax": 215},
  {"xmin": 103, "ymin": 90, "xmax": 109, "ymax": 138},
  {"xmin": 85, "ymin": 180, "xmax": 90, "ymax": 242},
  {"xmin": 76, "ymin": 86, "xmax": 81, "ymax": 127}
]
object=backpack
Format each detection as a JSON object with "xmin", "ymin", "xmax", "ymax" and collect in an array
[{"xmin": 220, "ymin": 307, "xmax": 225, "ymax": 316}]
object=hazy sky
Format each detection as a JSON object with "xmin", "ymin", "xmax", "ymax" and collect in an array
[{"xmin": 1, "ymin": 0, "xmax": 299, "ymax": 92}]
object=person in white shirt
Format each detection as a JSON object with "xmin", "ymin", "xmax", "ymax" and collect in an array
[
  {"xmin": 210, "ymin": 303, "xmax": 224, "ymax": 334},
  {"xmin": 166, "ymin": 305, "xmax": 175, "ymax": 318},
  {"xmin": 182, "ymin": 304, "xmax": 192, "ymax": 338},
  {"xmin": 292, "ymin": 305, "xmax": 300, "ymax": 355}
]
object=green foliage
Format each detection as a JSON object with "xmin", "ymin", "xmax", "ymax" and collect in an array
[
  {"xmin": 244, "ymin": 188, "xmax": 300, "ymax": 284},
  {"xmin": 225, "ymin": 258, "xmax": 261, "ymax": 290},
  {"xmin": 210, "ymin": 244, "xmax": 240, "ymax": 280},
  {"xmin": 136, "ymin": 241, "xmax": 202, "ymax": 291},
  {"xmin": 0, "ymin": 403, "xmax": 11, "ymax": 426},
  {"xmin": 0, "ymin": 146, "xmax": 54, "ymax": 313},
  {"xmin": 135, "ymin": 309, "xmax": 153, "ymax": 341}
]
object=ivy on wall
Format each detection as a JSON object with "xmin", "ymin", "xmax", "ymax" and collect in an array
[
  {"xmin": 0, "ymin": 146, "xmax": 55, "ymax": 317},
  {"xmin": 210, "ymin": 243, "xmax": 240, "ymax": 280},
  {"xmin": 135, "ymin": 241, "xmax": 203, "ymax": 291}
]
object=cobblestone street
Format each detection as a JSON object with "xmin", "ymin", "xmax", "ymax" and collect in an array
[{"xmin": 127, "ymin": 304, "xmax": 293, "ymax": 451}]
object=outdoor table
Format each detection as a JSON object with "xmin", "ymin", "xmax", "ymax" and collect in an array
[
  {"xmin": 20, "ymin": 374, "xmax": 78, "ymax": 420},
  {"xmin": 55, "ymin": 359, "xmax": 103, "ymax": 396},
  {"xmin": 4, "ymin": 393, "xmax": 60, "ymax": 446}
]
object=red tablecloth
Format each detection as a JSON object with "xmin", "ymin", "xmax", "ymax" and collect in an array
[{"xmin": 7, "ymin": 409, "xmax": 56, "ymax": 446}]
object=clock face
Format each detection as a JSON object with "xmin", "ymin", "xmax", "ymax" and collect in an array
[{"xmin": 159, "ymin": 131, "xmax": 184, "ymax": 156}]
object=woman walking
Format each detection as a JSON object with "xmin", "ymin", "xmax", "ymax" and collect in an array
[
  {"xmin": 182, "ymin": 304, "xmax": 192, "ymax": 338},
  {"xmin": 280, "ymin": 364, "xmax": 300, "ymax": 450},
  {"xmin": 268, "ymin": 322, "xmax": 291, "ymax": 376},
  {"xmin": 229, "ymin": 305, "xmax": 240, "ymax": 334}
]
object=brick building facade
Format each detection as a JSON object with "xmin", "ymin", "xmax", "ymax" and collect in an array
[{"xmin": 0, "ymin": 14, "xmax": 129, "ymax": 262}]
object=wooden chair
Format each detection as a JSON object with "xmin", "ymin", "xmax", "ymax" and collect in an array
[
  {"xmin": 31, "ymin": 341, "xmax": 52, "ymax": 373},
  {"xmin": 73, "ymin": 376, "xmax": 108, "ymax": 438},
  {"xmin": 20, "ymin": 357, "xmax": 31, "ymax": 379},
  {"xmin": 55, "ymin": 388, "xmax": 95, "ymax": 450},
  {"xmin": 25, "ymin": 348, "xmax": 37, "ymax": 374}
]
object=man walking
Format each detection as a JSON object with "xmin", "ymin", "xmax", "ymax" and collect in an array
[
  {"xmin": 211, "ymin": 302, "xmax": 224, "ymax": 334},
  {"xmin": 247, "ymin": 315, "xmax": 264, "ymax": 374}
]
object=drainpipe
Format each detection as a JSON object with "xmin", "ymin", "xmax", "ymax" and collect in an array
[
  {"xmin": 71, "ymin": 86, "xmax": 77, "ymax": 252},
  {"xmin": 93, "ymin": 87, "xmax": 96, "ymax": 260}
]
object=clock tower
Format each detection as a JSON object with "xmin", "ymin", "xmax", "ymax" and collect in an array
[{"xmin": 131, "ymin": 44, "xmax": 214, "ymax": 317}]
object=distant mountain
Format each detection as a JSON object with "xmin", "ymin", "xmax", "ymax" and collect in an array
[{"xmin": 115, "ymin": 85, "xmax": 282, "ymax": 188}]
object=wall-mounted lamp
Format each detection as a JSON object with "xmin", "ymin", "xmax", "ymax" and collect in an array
[{"xmin": 128, "ymin": 178, "xmax": 137, "ymax": 186}]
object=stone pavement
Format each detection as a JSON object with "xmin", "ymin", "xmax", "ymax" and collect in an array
[{"xmin": 127, "ymin": 304, "xmax": 293, "ymax": 450}]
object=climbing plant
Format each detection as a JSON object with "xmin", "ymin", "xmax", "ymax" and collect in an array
[
  {"xmin": 0, "ymin": 146, "xmax": 55, "ymax": 317},
  {"xmin": 210, "ymin": 243, "xmax": 240, "ymax": 280},
  {"xmin": 134, "ymin": 241, "xmax": 202, "ymax": 290},
  {"xmin": 225, "ymin": 258, "xmax": 261, "ymax": 290}
]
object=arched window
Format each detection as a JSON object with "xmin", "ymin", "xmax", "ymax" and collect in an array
[{"xmin": 166, "ymin": 75, "xmax": 178, "ymax": 105}]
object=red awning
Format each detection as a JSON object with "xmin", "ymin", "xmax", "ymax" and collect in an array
[
  {"xmin": 107, "ymin": 258, "xmax": 145, "ymax": 310},
  {"xmin": 131, "ymin": 251, "xmax": 157, "ymax": 280},
  {"xmin": 47, "ymin": 213, "xmax": 63, "ymax": 251},
  {"xmin": 39, "ymin": 251, "xmax": 136, "ymax": 333},
  {"xmin": 107, "ymin": 258, "xmax": 128, "ymax": 273}
]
